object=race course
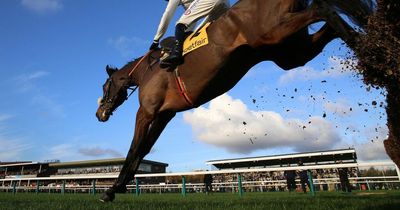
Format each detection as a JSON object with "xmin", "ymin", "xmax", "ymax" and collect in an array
[{"xmin": 1, "ymin": 191, "xmax": 399, "ymax": 210}]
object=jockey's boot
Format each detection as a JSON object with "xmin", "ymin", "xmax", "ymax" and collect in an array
[{"xmin": 160, "ymin": 23, "xmax": 187, "ymax": 69}]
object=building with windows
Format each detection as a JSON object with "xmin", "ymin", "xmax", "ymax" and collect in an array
[
  {"xmin": 205, "ymin": 148, "xmax": 360, "ymax": 192},
  {"xmin": 207, "ymin": 148, "xmax": 357, "ymax": 169},
  {"xmin": 1, "ymin": 148, "xmax": 398, "ymax": 193},
  {"xmin": 0, "ymin": 158, "xmax": 168, "ymax": 188}
]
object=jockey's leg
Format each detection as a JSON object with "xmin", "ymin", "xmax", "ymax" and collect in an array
[
  {"xmin": 160, "ymin": 23, "xmax": 187, "ymax": 68},
  {"xmin": 160, "ymin": 0, "xmax": 227, "ymax": 69}
]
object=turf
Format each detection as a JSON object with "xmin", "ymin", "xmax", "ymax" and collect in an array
[{"xmin": 0, "ymin": 191, "xmax": 399, "ymax": 210}]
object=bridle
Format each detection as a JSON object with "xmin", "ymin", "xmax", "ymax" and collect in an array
[
  {"xmin": 99, "ymin": 50, "xmax": 156, "ymax": 109},
  {"xmin": 100, "ymin": 77, "xmax": 132, "ymax": 108}
]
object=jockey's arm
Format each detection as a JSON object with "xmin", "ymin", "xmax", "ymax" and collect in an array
[{"xmin": 154, "ymin": 0, "xmax": 181, "ymax": 42}]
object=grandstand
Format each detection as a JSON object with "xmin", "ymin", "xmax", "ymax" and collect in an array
[
  {"xmin": 1, "ymin": 148, "xmax": 399, "ymax": 194},
  {"xmin": 207, "ymin": 148, "xmax": 357, "ymax": 169},
  {"xmin": 206, "ymin": 148, "xmax": 360, "ymax": 192},
  {"xmin": 0, "ymin": 158, "xmax": 168, "ymax": 190}
]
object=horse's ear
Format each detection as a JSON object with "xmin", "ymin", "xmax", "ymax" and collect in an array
[{"xmin": 106, "ymin": 65, "xmax": 117, "ymax": 76}]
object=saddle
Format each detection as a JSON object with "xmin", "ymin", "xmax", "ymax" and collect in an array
[
  {"xmin": 159, "ymin": 31, "xmax": 193, "ymax": 62},
  {"xmin": 159, "ymin": 22, "xmax": 212, "ymax": 65},
  {"xmin": 159, "ymin": 36, "xmax": 178, "ymax": 63}
]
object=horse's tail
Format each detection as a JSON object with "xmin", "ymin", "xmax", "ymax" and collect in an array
[{"xmin": 320, "ymin": 0, "xmax": 374, "ymax": 28}]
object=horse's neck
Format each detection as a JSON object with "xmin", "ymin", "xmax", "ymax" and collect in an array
[{"xmin": 121, "ymin": 60, "xmax": 143, "ymax": 87}]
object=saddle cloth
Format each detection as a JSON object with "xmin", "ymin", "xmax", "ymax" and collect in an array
[{"xmin": 160, "ymin": 22, "xmax": 211, "ymax": 58}]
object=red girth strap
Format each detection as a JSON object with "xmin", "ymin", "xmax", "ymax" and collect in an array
[{"xmin": 174, "ymin": 68, "xmax": 194, "ymax": 107}]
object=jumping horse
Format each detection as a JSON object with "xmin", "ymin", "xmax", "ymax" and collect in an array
[{"xmin": 96, "ymin": 0, "xmax": 373, "ymax": 202}]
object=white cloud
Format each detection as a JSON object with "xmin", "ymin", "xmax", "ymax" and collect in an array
[
  {"xmin": 355, "ymin": 126, "xmax": 390, "ymax": 161},
  {"xmin": 15, "ymin": 71, "xmax": 49, "ymax": 92},
  {"xmin": 16, "ymin": 71, "xmax": 49, "ymax": 82},
  {"xmin": 49, "ymin": 144, "xmax": 74, "ymax": 157},
  {"xmin": 0, "ymin": 138, "xmax": 32, "ymax": 161},
  {"xmin": 0, "ymin": 114, "xmax": 13, "ymax": 122},
  {"xmin": 21, "ymin": 0, "xmax": 63, "ymax": 14},
  {"xmin": 108, "ymin": 36, "xmax": 148, "ymax": 57},
  {"xmin": 323, "ymin": 100, "xmax": 353, "ymax": 117},
  {"xmin": 41, "ymin": 143, "xmax": 123, "ymax": 161},
  {"xmin": 278, "ymin": 56, "xmax": 354, "ymax": 85},
  {"xmin": 31, "ymin": 93, "xmax": 66, "ymax": 118},
  {"xmin": 13, "ymin": 71, "xmax": 65, "ymax": 119},
  {"xmin": 183, "ymin": 94, "xmax": 341, "ymax": 154},
  {"xmin": 78, "ymin": 147, "xmax": 122, "ymax": 158},
  {"xmin": 0, "ymin": 116, "xmax": 32, "ymax": 161},
  {"xmin": 42, "ymin": 144, "xmax": 77, "ymax": 161},
  {"xmin": 356, "ymin": 142, "xmax": 390, "ymax": 161}
]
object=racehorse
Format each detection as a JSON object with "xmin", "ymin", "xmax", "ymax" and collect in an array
[{"xmin": 96, "ymin": 0, "xmax": 373, "ymax": 202}]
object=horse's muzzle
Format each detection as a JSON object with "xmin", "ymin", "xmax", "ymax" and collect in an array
[{"xmin": 96, "ymin": 107, "xmax": 111, "ymax": 122}]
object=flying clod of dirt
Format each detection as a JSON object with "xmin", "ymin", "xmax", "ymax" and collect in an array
[
  {"xmin": 352, "ymin": 0, "xmax": 400, "ymax": 87},
  {"xmin": 350, "ymin": 0, "xmax": 400, "ymax": 168}
]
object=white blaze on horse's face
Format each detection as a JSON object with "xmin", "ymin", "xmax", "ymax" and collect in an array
[
  {"xmin": 96, "ymin": 97, "xmax": 111, "ymax": 122},
  {"xmin": 97, "ymin": 97, "xmax": 104, "ymax": 106}
]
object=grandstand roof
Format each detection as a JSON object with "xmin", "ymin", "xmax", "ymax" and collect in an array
[
  {"xmin": 49, "ymin": 158, "xmax": 168, "ymax": 168},
  {"xmin": 0, "ymin": 162, "xmax": 38, "ymax": 167},
  {"xmin": 206, "ymin": 148, "xmax": 357, "ymax": 169},
  {"xmin": 0, "ymin": 161, "xmax": 32, "ymax": 166}
]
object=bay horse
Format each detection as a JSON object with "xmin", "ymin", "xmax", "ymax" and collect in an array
[{"xmin": 96, "ymin": 0, "xmax": 373, "ymax": 202}]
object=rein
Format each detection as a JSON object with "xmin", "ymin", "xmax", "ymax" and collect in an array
[
  {"xmin": 128, "ymin": 50, "xmax": 153, "ymax": 77},
  {"xmin": 126, "ymin": 86, "xmax": 138, "ymax": 99},
  {"xmin": 125, "ymin": 50, "xmax": 154, "ymax": 100}
]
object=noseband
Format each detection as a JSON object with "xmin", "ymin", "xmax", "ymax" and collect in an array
[{"xmin": 99, "ymin": 77, "xmax": 138, "ymax": 109}]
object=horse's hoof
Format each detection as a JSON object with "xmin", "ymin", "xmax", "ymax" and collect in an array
[
  {"xmin": 99, "ymin": 191, "xmax": 115, "ymax": 203},
  {"xmin": 115, "ymin": 185, "xmax": 128, "ymax": 193}
]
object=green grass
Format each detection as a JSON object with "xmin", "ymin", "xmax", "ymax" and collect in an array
[{"xmin": 0, "ymin": 191, "xmax": 399, "ymax": 210}]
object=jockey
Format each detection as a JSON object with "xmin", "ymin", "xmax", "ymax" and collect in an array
[
  {"xmin": 150, "ymin": 0, "xmax": 196, "ymax": 51},
  {"xmin": 152, "ymin": 0, "xmax": 230, "ymax": 68}
]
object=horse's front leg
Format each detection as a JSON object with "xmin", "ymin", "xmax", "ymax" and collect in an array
[{"xmin": 99, "ymin": 107, "xmax": 175, "ymax": 202}]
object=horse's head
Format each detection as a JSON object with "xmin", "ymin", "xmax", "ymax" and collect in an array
[{"xmin": 96, "ymin": 65, "xmax": 130, "ymax": 122}]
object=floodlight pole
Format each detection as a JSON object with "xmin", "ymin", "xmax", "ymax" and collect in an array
[
  {"xmin": 12, "ymin": 181, "xmax": 16, "ymax": 195},
  {"xmin": 307, "ymin": 171, "xmax": 315, "ymax": 196},
  {"xmin": 61, "ymin": 180, "xmax": 65, "ymax": 195},
  {"xmin": 237, "ymin": 174, "xmax": 243, "ymax": 197},
  {"xmin": 92, "ymin": 179, "xmax": 96, "ymax": 195},
  {"xmin": 135, "ymin": 178, "xmax": 140, "ymax": 196},
  {"xmin": 36, "ymin": 180, "xmax": 40, "ymax": 194},
  {"xmin": 181, "ymin": 176, "xmax": 187, "ymax": 196}
]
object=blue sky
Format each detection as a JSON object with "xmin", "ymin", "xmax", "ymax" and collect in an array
[{"xmin": 0, "ymin": 0, "xmax": 390, "ymax": 172}]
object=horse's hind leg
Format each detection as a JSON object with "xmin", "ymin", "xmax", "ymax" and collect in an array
[
  {"xmin": 312, "ymin": 0, "xmax": 358, "ymax": 45},
  {"xmin": 296, "ymin": 24, "xmax": 338, "ymax": 62},
  {"xmin": 100, "ymin": 107, "xmax": 175, "ymax": 202},
  {"xmin": 256, "ymin": 4, "xmax": 322, "ymax": 46},
  {"xmin": 275, "ymin": 24, "xmax": 338, "ymax": 69}
]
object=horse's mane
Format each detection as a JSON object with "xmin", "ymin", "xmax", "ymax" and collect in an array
[{"xmin": 121, "ymin": 57, "xmax": 142, "ymax": 72}]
